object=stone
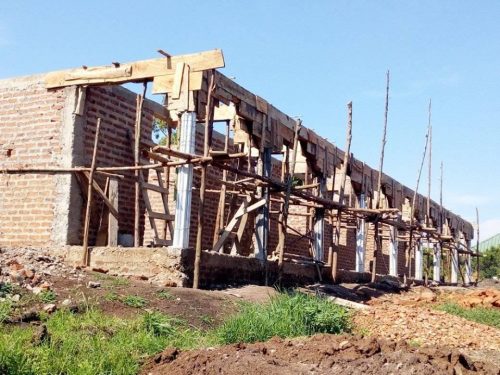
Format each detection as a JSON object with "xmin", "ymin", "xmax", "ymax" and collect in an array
[
  {"xmin": 43, "ymin": 304, "xmax": 57, "ymax": 314},
  {"xmin": 25, "ymin": 269, "xmax": 35, "ymax": 279},
  {"xmin": 87, "ymin": 281, "xmax": 101, "ymax": 288},
  {"xmin": 61, "ymin": 298, "xmax": 72, "ymax": 306}
]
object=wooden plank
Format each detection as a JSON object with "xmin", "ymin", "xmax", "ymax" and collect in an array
[
  {"xmin": 82, "ymin": 118, "xmax": 101, "ymax": 266},
  {"xmin": 45, "ymin": 49, "xmax": 225, "ymax": 88},
  {"xmin": 95, "ymin": 178, "xmax": 111, "ymax": 246},
  {"xmin": 171, "ymin": 62, "xmax": 185, "ymax": 99},
  {"xmin": 82, "ymin": 171, "xmax": 119, "ymax": 218},
  {"xmin": 108, "ymin": 178, "xmax": 119, "ymax": 246},
  {"xmin": 152, "ymin": 70, "xmax": 203, "ymax": 94},
  {"xmin": 153, "ymin": 237, "xmax": 172, "ymax": 247},
  {"xmin": 213, "ymin": 199, "xmax": 266, "ymax": 252},
  {"xmin": 149, "ymin": 211, "xmax": 175, "ymax": 221},
  {"xmin": 156, "ymin": 169, "xmax": 174, "ymax": 240},
  {"xmin": 142, "ymin": 182, "xmax": 169, "ymax": 194}
]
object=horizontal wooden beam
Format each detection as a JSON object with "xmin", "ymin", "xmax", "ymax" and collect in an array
[{"xmin": 45, "ymin": 49, "xmax": 224, "ymax": 88}]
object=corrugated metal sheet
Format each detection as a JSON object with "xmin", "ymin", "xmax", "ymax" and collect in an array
[{"xmin": 477, "ymin": 233, "xmax": 500, "ymax": 252}]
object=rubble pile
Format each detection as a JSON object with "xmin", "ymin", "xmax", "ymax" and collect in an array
[{"xmin": 0, "ymin": 247, "xmax": 86, "ymax": 294}]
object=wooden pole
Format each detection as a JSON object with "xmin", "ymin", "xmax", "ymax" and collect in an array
[
  {"xmin": 372, "ymin": 71, "xmax": 390, "ymax": 282},
  {"xmin": 332, "ymin": 102, "xmax": 353, "ymax": 283},
  {"xmin": 475, "ymin": 207, "xmax": 480, "ymax": 284},
  {"xmin": 439, "ymin": 161, "xmax": 444, "ymax": 232},
  {"xmin": 82, "ymin": 117, "xmax": 102, "ymax": 266},
  {"xmin": 213, "ymin": 120, "xmax": 230, "ymax": 246},
  {"xmin": 162, "ymin": 126, "xmax": 173, "ymax": 240},
  {"xmin": 193, "ymin": 71, "xmax": 215, "ymax": 289},
  {"xmin": 427, "ymin": 99, "xmax": 432, "ymax": 226},
  {"xmin": 277, "ymin": 119, "xmax": 302, "ymax": 274},
  {"xmin": 408, "ymin": 101, "xmax": 431, "ymax": 276},
  {"xmin": 134, "ymin": 82, "xmax": 147, "ymax": 247}
]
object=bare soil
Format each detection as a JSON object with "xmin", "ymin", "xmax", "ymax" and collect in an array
[
  {"xmin": 141, "ymin": 334, "xmax": 499, "ymax": 375},
  {"xmin": 2, "ymin": 248, "xmax": 499, "ymax": 373}
]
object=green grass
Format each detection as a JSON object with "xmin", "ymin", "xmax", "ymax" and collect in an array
[
  {"xmin": 0, "ymin": 300, "xmax": 13, "ymax": 323},
  {"xmin": 92, "ymin": 273, "xmax": 130, "ymax": 288},
  {"xmin": 156, "ymin": 289, "xmax": 175, "ymax": 301},
  {"xmin": 436, "ymin": 302, "xmax": 500, "ymax": 328},
  {"xmin": 122, "ymin": 295, "xmax": 147, "ymax": 308},
  {"xmin": 0, "ymin": 290, "xmax": 353, "ymax": 374},
  {"xmin": 0, "ymin": 309, "xmax": 204, "ymax": 375},
  {"xmin": 213, "ymin": 291, "xmax": 351, "ymax": 345},
  {"xmin": 38, "ymin": 291, "xmax": 56, "ymax": 304}
]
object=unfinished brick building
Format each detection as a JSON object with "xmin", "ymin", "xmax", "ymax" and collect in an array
[{"xmin": 0, "ymin": 49, "xmax": 476, "ymax": 287}]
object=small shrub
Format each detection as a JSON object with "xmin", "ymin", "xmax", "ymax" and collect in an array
[
  {"xmin": 214, "ymin": 291, "xmax": 351, "ymax": 345},
  {"xmin": 111, "ymin": 277, "xmax": 130, "ymax": 287},
  {"xmin": 143, "ymin": 312, "xmax": 177, "ymax": 336},
  {"xmin": 0, "ymin": 282, "xmax": 13, "ymax": 298},
  {"xmin": 156, "ymin": 290, "xmax": 175, "ymax": 301},
  {"xmin": 39, "ymin": 290, "xmax": 56, "ymax": 303},
  {"xmin": 123, "ymin": 295, "xmax": 147, "ymax": 308},
  {"xmin": 0, "ymin": 300, "xmax": 13, "ymax": 323},
  {"xmin": 105, "ymin": 292, "xmax": 120, "ymax": 302}
]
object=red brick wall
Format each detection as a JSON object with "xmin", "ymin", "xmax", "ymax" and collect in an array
[
  {"xmin": 0, "ymin": 77, "xmax": 414, "ymax": 276},
  {"xmin": 0, "ymin": 76, "xmax": 65, "ymax": 246},
  {"xmin": 81, "ymin": 86, "xmax": 156, "ymax": 245}
]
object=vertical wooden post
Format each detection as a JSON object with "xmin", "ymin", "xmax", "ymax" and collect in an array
[
  {"xmin": 331, "ymin": 102, "xmax": 353, "ymax": 283},
  {"xmin": 213, "ymin": 120, "xmax": 230, "ymax": 246},
  {"xmin": 82, "ymin": 117, "xmax": 102, "ymax": 266},
  {"xmin": 134, "ymin": 83, "xmax": 147, "ymax": 247},
  {"xmin": 372, "ymin": 71, "xmax": 390, "ymax": 282},
  {"xmin": 408, "ymin": 99, "xmax": 431, "ymax": 277},
  {"xmin": 277, "ymin": 119, "xmax": 301, "ymax": 273},
  {"xmin": 253, "ymin": 115, "xmax": 269, "ymax": 261},
  {"xmin": 475, "ymin": 207, "xmax": 480, "ymax": 284},
  {"xmin": 427, "ymin": 100, "xmax": 432, "ymax": 226},
  {"xmin": 193, "ymin": 71, "xmax": 215, "ymax": 289},
  {"xmin": 162, "ymin": 125, "xmax": 173, "ymax": 240}
]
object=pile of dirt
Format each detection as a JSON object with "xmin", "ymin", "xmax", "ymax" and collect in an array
[
  {"xmin": 452, "ymin": 289, "xmax": 500, "ymax": 309},
  {"xmin": 141, "ymin": 334, "xmax": 499, "ymax": 374}
]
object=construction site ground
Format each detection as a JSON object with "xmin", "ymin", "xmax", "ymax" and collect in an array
[{"xmin": 1, "ymin": 247, "xmax": 499, "ymax": 374}]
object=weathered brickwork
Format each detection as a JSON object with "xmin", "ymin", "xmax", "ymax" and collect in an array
[{"xmin": 0, "ymin": 75, "xmax": 65, "ymax": 246}]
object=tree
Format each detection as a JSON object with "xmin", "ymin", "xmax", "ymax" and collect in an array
[
  {"xmin": 152, "ymin": 118, "xmax": 177, "ymax": 145},
  {"xmin": 473, "ymin": 245, "xmax": 500, "ymax": 279}
]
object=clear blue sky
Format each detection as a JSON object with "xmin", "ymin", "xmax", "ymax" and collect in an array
[{"xmin": 1, "ymin": 1, "xmax": 499, "ymax": 239}]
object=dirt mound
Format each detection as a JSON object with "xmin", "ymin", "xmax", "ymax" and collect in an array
[
  {"xmin": 454, "ymin": 289, "xmax": 500, "ymax": 309},
  {"xmin": 141, "ymin": 334, "xmax": 498, "ymax": 375},
  {"xmin": 354, "ymin": 301, "xmax": 500, "ymax": 351}
]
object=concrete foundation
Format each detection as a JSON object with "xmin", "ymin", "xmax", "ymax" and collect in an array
[{"xmin": 47, "ymin": 245, "xmax": 393, "ymax": 288}]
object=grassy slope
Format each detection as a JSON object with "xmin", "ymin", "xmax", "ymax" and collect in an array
[{"xmin": 0, "ymin": 292, "xmax": 351, "ymax": 375}]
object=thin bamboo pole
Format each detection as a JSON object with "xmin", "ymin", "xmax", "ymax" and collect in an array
[
  {"xmin": 213, "ymin": 120, "xmax": 230, "ymax": 246},
  {"xmin": 372, "ymin": 71, "xmax": 390, "ymax": 282},
  {"xmin": 134, "ymin": 83, "xmax": 147, "ymax": 247},
  {"xmin": 277, "ymin": 119, "xmax": 301, "ymax": 274},
  {"xmin": 475, "ymin": 207, "xmax": 480, "ymax": 284},
  {"xmin": 82, "ymin": 118, "xmax": 102, "ymax": 266},
  {"xmin": 426, "ymin": 100, "xmax": 433, "ymax": 227},
  {"xmin": 408, "ymin": 99, "xmax": 431, "ymax": 277},
  {"xmin": 332, "ymin": 102, "xmax": 353, "ymax": 283}
]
